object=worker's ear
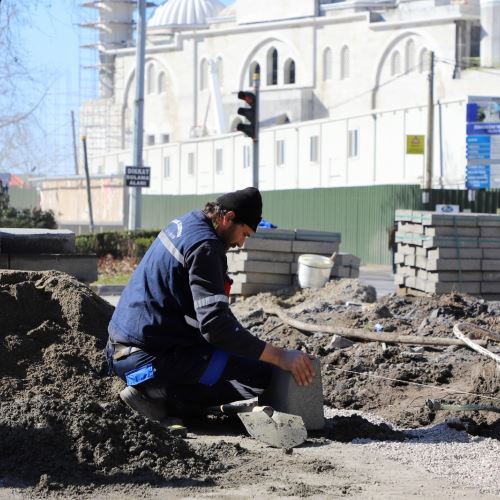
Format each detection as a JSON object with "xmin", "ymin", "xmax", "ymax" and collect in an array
[{"xmin": 225, "ymin": 210, "xmax": 236, "ymax": 222}]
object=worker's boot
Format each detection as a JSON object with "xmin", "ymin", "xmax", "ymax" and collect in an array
[
  {"xmin": 120, "ymin": 386, "xmax": 187, "ymax": 436},
  {"xmin": 120, "ymin": 385, "xmax": 168, "ymax": 422}
]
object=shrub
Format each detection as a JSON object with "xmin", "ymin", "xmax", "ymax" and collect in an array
[
  {"xmin": 0, "ymin": 207, "xmax": 57, "ymax": 229},
  {"xmin": 76, "ymin": 229, "xmax": 159, "ymax": 258}
]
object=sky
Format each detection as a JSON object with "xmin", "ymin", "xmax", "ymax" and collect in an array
[{"xmin": 14, "ymin": 0, "xmax": 234, "ymax": 177}]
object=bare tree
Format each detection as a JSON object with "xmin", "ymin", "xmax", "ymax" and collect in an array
[{"xmin": 0, "ymin": 1, "xmax": 53, "ymax": 174}]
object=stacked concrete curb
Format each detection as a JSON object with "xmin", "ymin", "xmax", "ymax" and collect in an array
[
  {"xmin": 0, "ymin": 228, "xmax": 98, "ymax": 283},
  {"xmin": 394, "ymin": 210, "xmax": 500, "ymax": 299},
  {"xmin": 228, "ymin": 228, "xmax": 359, "ymax": 296}
]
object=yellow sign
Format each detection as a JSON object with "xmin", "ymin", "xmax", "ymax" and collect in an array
[{"xmin": 406, "ymin": 135, "xmax": 425, "ymax": 155}]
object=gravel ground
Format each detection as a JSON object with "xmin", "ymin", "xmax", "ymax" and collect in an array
[{"xmin": 324, "ymin": 406, "xmax": 500, "ymax": 496}]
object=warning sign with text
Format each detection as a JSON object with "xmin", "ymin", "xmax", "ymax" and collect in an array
[{"xmin": 125, "ymin": 166, "xmax": 151, "ymax": 187}]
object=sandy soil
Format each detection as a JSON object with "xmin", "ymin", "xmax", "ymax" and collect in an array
[{"xmin": 0, "ymin": 270, "xmax": 498, "ymax": 498}]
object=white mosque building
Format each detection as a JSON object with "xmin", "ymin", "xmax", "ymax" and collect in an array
[{"xmin": 79, "ymin": 0, "xmax": 500, "ymax": 194}]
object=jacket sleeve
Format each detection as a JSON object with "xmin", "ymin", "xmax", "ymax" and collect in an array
[{"xmin": 186, "ymin": 240, "xmax": 266, "ymax": 359}]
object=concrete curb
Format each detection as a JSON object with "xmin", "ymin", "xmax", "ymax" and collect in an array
[{"xmin": 91, "ymin": 284, "xmax": 126, "ymax": 296}]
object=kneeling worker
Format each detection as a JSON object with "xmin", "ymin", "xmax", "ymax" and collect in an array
[{"xmin": 106, "ymin": 187, "xmax": 314, "ymax": 425}]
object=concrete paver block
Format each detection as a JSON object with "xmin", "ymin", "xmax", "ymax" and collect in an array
[
  {"xmin": 0, "ymin": 228, "xmax": 76, "ymax": 254},
  {"xmin": 229, "ymin": 282, "xmax": 287, "ymax": 295},
  {"xmin": 294, "ymin": 229, "xmax": 341, "ymax": 243},
  {"xmin": 482, "ymin": 259, "xmax": 500, "ymax": 271},
  {"xmin": 419, "ymin": 257, "xmax": 481, "ymax": 271},
  {"xmin": 425, "ymin": 248, "xmax": 483, "ymax": 260},
  {"xmin": 292, "ymin": 240, "xmax": 339, "ymax": 254},
  {"xmin": 228, "ymin": 260, "xmax": 290, "ymax": 275},
  {"xmin": 230, "ymin": 272, "xmax": 291, "ymax": 285},
  {"xmin": 259, "ymin": 358, "xmax": 324, "ymax": 431},
  {"xmin": 227, "ymin": 250, "xmax": 294, "ymax": 263},
  {"xmin": 243, "ymin": 238, "xmax": 293, "ymax": 253},
  {"xmin": 9, "ymin": 254, "xmax": 97, "ymax": 283},
  {"xmin": 479, "ymin": 238, "xmax": 500, "ymax": 248},
  {"xmin": 0, "ymin": 254, "xmax": 8, "ymax": 269},
  {"xmin": 481, "ymin": 282, "xmax": 500, "ymax": 293},
  {"xmin": 254, "ymin": 228, "xmax": 295, "ymax": 240}
]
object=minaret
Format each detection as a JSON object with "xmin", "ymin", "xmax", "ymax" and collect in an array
[{"xmin": 81, "ymin": 1, "xmax": 135, "ymax": 97}]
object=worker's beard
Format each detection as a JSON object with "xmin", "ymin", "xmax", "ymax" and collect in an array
[{"xmin": 220, "ymin": 223, "xmax": 240, "ymax": 252}]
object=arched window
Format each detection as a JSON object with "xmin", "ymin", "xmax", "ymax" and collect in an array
[
  {"xmin": 340, "ymin": 46, "xmax": 350, "ymax": 80},
  {"xmin": 405, "ymin": 39, "xmax": 416, "ymax": 72},
  {"xmin": 419, "ymin": 48, "xmax": 429, "ymax": 73},
  {"xmin": 215, "ymin": 57, "xmax": 224, "ymax": 86},
  {"xmin": 248, "ymin": 61, "xmax": 260, "ymax": 87},
  {"xmin": 323, "ymin": 47, "xmax": 332, "ymax": 80},
  {"xmin": 267, "ymin": 48, "xmax": 278, "ymax": 85},
  {"xmin": 158, "ymin": 72, "xmax": 166, "ymax": 93},
  {"xmin": 147, "ymin": 63, "xmax": 155, "ymax": 94},
  {"xmin": 391, "ymin": 51, "xmax": 401, "ymax": 76},
  {"xmin": 284, "ymin": 59, "xmax": 295, "ymax": 84},
  {"xmin": 200, "ymin": 59, "xmax": 208, "ymax": 90}
]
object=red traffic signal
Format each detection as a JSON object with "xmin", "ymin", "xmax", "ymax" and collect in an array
[{"xmin": 237, "ymin": 91, "xmax": 257, "ymax": 139}]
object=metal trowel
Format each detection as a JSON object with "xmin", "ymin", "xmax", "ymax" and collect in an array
[
  {"xmin": 209, "ymin": 401, "xmax": 307, "ymax": 448},
  {"xmin": 238, "ymin": 407, "xmax": 307, "ymax": 449}
]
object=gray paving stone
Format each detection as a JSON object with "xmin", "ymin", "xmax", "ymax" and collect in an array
[
  {"xmin": 482, "ymin": 248, "xmax": 500, "ymax": 259},
  {"xmin": 259, "ymin": 358, "xmax": 324, "ymax": 431},
  {"xmin": 481, "ymin": 282, "xmax": 500, "ymax": 293},
  {"xmin": 242, "ymin": 237, "xmax": 293, "ymax": 252},
  {"xmin": 425, "ymin": 281, "xmax": 481, "ymax": 294},
  {"xmin": 480, "ymin": 227, "xmax": 500, "ymax": 238},
  {"xmin": 229, "ymin": 282, "xmax": 288, "ymax": 295},
  {"xmin": 294, "ymin": 229, "xmax": 341, "ymax": 242},
  {"xmin": 426, "ymin": 248, "xmax": 483, "ymax": 260},
  {"xmin": 228, "ymin": 260, "xmax": 290, "ymax": 275},
  {"xmin": 482, "ymin": 259, "xmax": 500, "ymax": 271},
  {"xmin": 9, "ymin": 254, "xmax": 97, "ymax": 283},
  {"xmin": 482, "ymin": 272, "xmax": 500, "ymax": 281},
  {"xmin": 424, "ymin": 271, "xmax": 482, "ymax": 282},
  {"xmin": 479, "ymin": 238, "xmax": 500, "ymax": 248},
  {"xmin": 230, "ymin": 272, "xmax": 292, "ymax": 285},
  {"xmin": 292, "ymin": 240, "xmax": 339, "ymax": 254},
  {"xmin": 419, "ymin": 257, "xmax": 481, "ymax": 271},
  {"xmin": 254, "ymin": 228, "xmax": 295, "ymax": 240},
  {"xmin": 0, "ymin": 228, "xmax": 76, "ymax": 254},
  {"xmin": 227, "ymin": 250, "xmax": 294, "ymax": 263},
  {"xmin": 0, "ymin": 254, "xmax": 8, "ymax": 269},
  {"xmin": 424, "ymin": 226, "xmax": 480, "ymax": 237}
]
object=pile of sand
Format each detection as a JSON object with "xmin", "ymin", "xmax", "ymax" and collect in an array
[{"xmin": 0, "ymin": 270, "xmax": 241, "ymax": 492}]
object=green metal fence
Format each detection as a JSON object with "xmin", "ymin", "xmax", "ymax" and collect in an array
[
  {"xmin": 142, "ymin": 185, "xmax": 423, "ymax": 265},
  {"xmin": 128, "ymin": 185, "xmax": 500, "ymax": 265}
]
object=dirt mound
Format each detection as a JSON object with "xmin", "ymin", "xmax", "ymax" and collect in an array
[
  {"xmin": 0, "ymin": 270, "xmax": 242, "ymax": 491},
  {"xmin": 232, "ymin": 280, "xmax": 500, "ymax": 434}
]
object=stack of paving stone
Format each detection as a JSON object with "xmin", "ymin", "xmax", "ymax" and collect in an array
[
  {"xmin": 394, "ymin": 210, "xmax": 500, "ymax": 299},
  {"xmin": 228, "ymin": 228, "xmax": 354, "ymax": 296}
]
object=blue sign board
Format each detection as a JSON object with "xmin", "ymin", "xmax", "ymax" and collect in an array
[
  {"xmin": 466, "ymin": 135, "xmax": 491, "ymax": 144},
  {"xmin": 466, "ymin": 97, "xmax": 500, "ymax": 188},
  {"xmin": 467, "ymin": 123, "xmax": 500, "ymax": 135},
  {"xmin": 466, "ymin": 165, "xmax": 490, "ymax": 189}
]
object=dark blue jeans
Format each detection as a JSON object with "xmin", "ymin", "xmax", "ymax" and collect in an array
[{"xmin": 106, "ymin": 341, "xmax": 272, "ymax": 411}]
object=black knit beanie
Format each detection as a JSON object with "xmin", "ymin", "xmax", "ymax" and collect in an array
[{"xmin": 216, "ymin": 187, "xmax": 262, "ymax": 231}]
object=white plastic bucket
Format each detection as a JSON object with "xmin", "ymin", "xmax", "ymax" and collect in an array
[{"xmin": 297, "ymin": 254, "xmax": 334, "ymax": 288}]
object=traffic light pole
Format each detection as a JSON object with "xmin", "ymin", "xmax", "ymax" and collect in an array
[{"xmin": 252, "ymin": 71, "xmax": 260, "ymax": 189}]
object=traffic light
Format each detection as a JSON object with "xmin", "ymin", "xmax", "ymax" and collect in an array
[{"xmin": 237, "ymin": 90, "xmax": 257, "ymax": 139}]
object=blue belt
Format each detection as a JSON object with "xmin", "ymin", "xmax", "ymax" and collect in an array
[{"xmin": 199, "ymin": 350, "xmax": 229, "ymax": 386}]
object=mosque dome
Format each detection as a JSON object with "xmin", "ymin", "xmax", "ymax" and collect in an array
[{"xmin": 148, "ymin": 0, "xmax": 226, "ymax": 27}]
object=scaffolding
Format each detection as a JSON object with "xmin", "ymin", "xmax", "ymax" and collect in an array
[{"xmin": 78, "ymin": 1, "xmax": 136, "ymax": 166}]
